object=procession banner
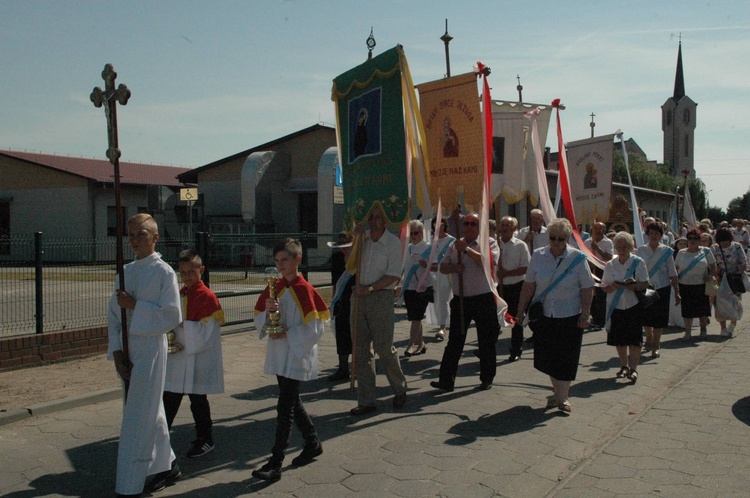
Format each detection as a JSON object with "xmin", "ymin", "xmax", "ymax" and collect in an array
[
  {"xmin": 566, "ymin": 134, "xmax": 614, "ymax": 225},
  {"xmin": 331, "ymin": 46, "xmax": 409, "ymax": 227},
  {"xmin": 416, "ymin": 72, "xmax": 484, "ymax": 214},
  {"xmin": 491, "ymin": 101, "xmax": 552, "ymax": 204}
]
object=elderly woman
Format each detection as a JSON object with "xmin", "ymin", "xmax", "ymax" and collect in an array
[
  {"xmin": 675, "ymin": 228, "xmax": 717, "ymax": 340},
  {"xmin": 635, "ymin": 222, "xmax": 680, "ymax": 359},
  {"xmin": 516, "ymin": 218, "xmax": 594, "ymax": 414},
  {"xmin": 601, "ymin": 232, "xmax": 650, "ymax": 383},
  {"xmin": 402, "ymin": 219, "xmax": 431, "ymax": 356},
  {"xmin": 712, "ymin": 227, "xmax": 747, "ymax": 337}
]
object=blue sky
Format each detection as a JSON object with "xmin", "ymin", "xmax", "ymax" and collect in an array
[{"xmin": 1, "ymin": 1, "xmax": 748, "ymax": 210}]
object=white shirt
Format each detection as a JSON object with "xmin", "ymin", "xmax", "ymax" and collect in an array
[
  {"xmin": 584, "ymin": 236, "xmax": 613, "ymax": 259},
  {"xmin": 444, "ymin": 237, "xmax": 500, "ymax": 297},
  {"xmin": 517, "ymin": 226, "xmax": 549, "ymax": 252},
  {"xmin": 256, "ymin": 284, "xmax": 326, "ymax": 381},
  {"xmin": 601, "ymin": 254, "xmax": 650, "ymax": 310},
  {"xmin": 361, "ymin": 229, "xmax": 402, "ymax": 288},
  {"xmin": 525, "ymin": 245, "xmax": 595, "ymax": 318},
  {"xmin": 165, "ymin": 315, "xmax": 224, "ymax": 395},
  {"xmin": 499, "ymin": 236, "xmax": 530, "ymax": 286},
  {"xmin": 405, "ymin": 239, "xmax": 430, "ymax": 290},
  {"xmin": 635, "ymin": 243, "xmax": 677, "ymax": 289},
  {"xmin": 675, "ymin": 248, "xmax": 715, "ymax": 285}
]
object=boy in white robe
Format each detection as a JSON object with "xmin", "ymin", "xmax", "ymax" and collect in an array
[
  {"xmin": 108, "ymin": 213, "xmax": 182, "ymax": 497},
  {"xmin": 163, "ymin": 249, "xmax": 225, "ymax": 458},
  {"xmin": 252, "ymin": 238, "xmax": 330, "ymax": 481}
]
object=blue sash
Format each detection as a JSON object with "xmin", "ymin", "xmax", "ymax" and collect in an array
[
  {"xmin": 606, "ymin": 256, "xmax": 644, "ymax": 330},
  {"xmin": 531, "ymin": 252, "xmax": 586, "ymax": 306},
  {"xmin": 648, "ymin": 246, "xmax": 674, "ymax": 279},
  {"xmin": 677, "ymin": 248, "xmax": 709, "ymax": 279}
]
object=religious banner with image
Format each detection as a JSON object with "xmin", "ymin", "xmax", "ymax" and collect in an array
[
  {"xmin": 491, "ymin": 101, "xmax": 552, "ymax": 205},
  {"xmin": 416, "ymin": 72, "xmax": 484, "ymax": 213},
  {"xmin": 331, "ymin": 46, "xmax": 409, "ymax": 226},
  {"xmin": 565, "ymin": 134, "xmax": 614, "ymax": 225}
]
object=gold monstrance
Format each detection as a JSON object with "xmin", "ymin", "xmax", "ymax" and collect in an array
[{"xmin": 262, "ymin": 267, "xmax": 286, "ymax": 336}]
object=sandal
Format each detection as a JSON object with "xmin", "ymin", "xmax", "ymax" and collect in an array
[
  {"xmin": 616, "ymin": 366, "xmax": 629, "ymax": 378},
  {"xmin": 558, "ymin": 401, "xmax": 572, "ymax": 414},
  {"xmin": 627, "ymin": 369, "xmax": 638, "ymax": 384},
  {"xmin": 545, "ymin": 396, "xmax": 558, "ymax": 409}
]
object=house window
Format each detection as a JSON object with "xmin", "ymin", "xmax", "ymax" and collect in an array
[
  {"xmin": 0, "ymin": 201, "xmax": 9, "ymax": 255},
  {"xmin": 107, "ymin": 206, "xmax": 128, "ymax": 236}
]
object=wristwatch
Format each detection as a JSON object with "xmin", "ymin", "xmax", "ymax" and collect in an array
[{"xmin": 368, "ymin": 285, "xmax": 374, "ymax": 293}]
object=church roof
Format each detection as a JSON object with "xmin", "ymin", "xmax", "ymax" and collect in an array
[
  {"xmin": 0, "ymin": 149, "xmax": 190, "ymax": 187},
  {"xmin": 672, "ymin": 41, "xmax": 686, "ymax": 102}
]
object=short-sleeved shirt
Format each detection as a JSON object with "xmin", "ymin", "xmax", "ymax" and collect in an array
[
  {"xmin": 405, "ymin": 240, "xmax": 429, "ymax": 290},
  {"xmin": 600, "ymin": 254, "xmax": 650, "ymax": 310},
  {"xmin": 675, "ymin": 248, "xmax": 715, "ymax": 285},
  {"xmin": 361, "ymin": 229, "xmax": 402, "ymax": 288},
  {"xmin": 712, "ymin": 242, "xmax": 747, "ymax": 275},
  {"xmin": 525, "ymin": 245, "xmax": 595, "ymax": 318},
  {"xmin": 499, "ymin": 236, "xmax": 530, "ymax": 286},
  {"xmin": 635, "ymin": 243, "xmax": 677, "ymax": 289},
  {"xmin": 584, "ymin": 236, "xmax": 613, "ymax": 259},
  {"xmin": 517, "ymin": 226, "xmax": 549, "ymax": 252},
  {"xmin": 444, "ymin": 237, "xmax": 499, "ymax": 297}
]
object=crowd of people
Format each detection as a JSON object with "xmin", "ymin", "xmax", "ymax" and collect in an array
[{"xmin": 106, "ymin": 210, "xmax": 748, "ymax": 495}]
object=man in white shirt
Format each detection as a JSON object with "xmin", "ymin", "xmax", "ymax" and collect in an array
[
  {"xmin": 497, "ymin": 216, "xmax": 530, "ymax": 362},
  {"xmin": 584, "ymin": 222, "xmax": 613, "ymax": 329},
  {"xmin": 517, "ymin": 209, "xmax": 549, "ymax": 253}
]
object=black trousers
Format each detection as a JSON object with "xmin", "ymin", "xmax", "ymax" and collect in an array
[
  {"xmin": 502, "ymin": 281, "xmax": 525, "ymax": 356},
  {"xmin": 439, "ymin": 292, "xmax": 500, "ymax": 387},
  {"xmin": 271, "ymin": 375, "xmax": 317, "ymax": 462},
  {"xmin": 163, "ymin": 391, "xmax": 213, "ymax": 441}
]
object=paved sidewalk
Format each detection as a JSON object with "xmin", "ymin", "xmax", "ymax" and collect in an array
[{"xmin": 0, "ymin": 305, "xmax": 749, "ymax": 497}]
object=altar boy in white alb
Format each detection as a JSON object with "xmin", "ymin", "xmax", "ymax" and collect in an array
[
  {"xmin": 108, "ymin": 213, "xmax": 182, "ymax": 497},
  {"xmin": 163, "ymin": 249, "xmax": 225, "ymax": 458}
]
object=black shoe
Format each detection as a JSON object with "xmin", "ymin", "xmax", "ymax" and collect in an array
[
  {"xmin": 429, "ymin": 380, "xmax": 454, "ymax": 392},
  {"xmin": 252, "ymin": 459, "xmax": 282, "ymax": 481},
  {"xmin": 478, "ymin": 382, "xmax": 492, "ymax": 391},
  {"xmin": 508, "ymin": 354, "xmax": 520, "ymax": 362},
  {"xmin": 144, "ymin": 461, "xmax": 181, "ymax": 493},
  {"xmin": 350, "ymin": 405, "xmax": 377, "ymax": 416},
  {"xmin": 186, "ymin": 438, "xmax": 214, "ymax": 458},
  {"xmin": 393, "ymin": 392, "xmax": 407, "ymax": 409},
  {"xmin": 292, "ymin": 440, "xmax": 323, "ymax": 467},
  {"xmin": 328, "ymin": 369, "xmax": 350, "ymax": 382}
]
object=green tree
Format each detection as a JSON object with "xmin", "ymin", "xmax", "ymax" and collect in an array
[
  {"xmin": 612, "ymin": 153, "xmax": 679, "ymax": 193},
  {"xmin": 726, "ymin": 191, "xmax": 750, "ymax": 221}
]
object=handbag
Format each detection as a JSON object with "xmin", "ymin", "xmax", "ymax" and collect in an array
[
  {"xmin": 635, "ymin": 288, "xmax": 660, "ymax": 308},
  {"xmin": 726, "ymin": 274, "xmax": 746, "ymax": 294},
  {"xmin": 718, "ymin": 246, "xmax": 746, "ymax": 294},
  {"xmin": 418, "ymin": 286, "xmax": 435, "ymax": 303},
  {"xmin": 705, "ymin": 275, "xmax": 719, "ymax": 296}
]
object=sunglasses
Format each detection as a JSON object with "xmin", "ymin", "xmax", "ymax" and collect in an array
[
  {"xmin": 549, "ymin": 236, "xmax": 566, "ymax": 242},
  {"xmin": 410, "ymin": 231, "xmax": 421, "ymax": 235},
  {"xmin": 463, "ymin": 221, "xmax": 479, "ymax": 227}
]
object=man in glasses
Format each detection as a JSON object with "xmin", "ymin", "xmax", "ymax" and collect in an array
[{"xmin": 431, "ymin": 212, "xmax": 500, "ymax": 392}]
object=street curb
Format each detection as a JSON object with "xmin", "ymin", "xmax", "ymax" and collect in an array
[
  {"xmin": 0, "ymin": 408, "xmax": 31, "ymax": 426},
  {"xmin": 0, "ymin": 388, "xmax": 122, "ymax": 427}
]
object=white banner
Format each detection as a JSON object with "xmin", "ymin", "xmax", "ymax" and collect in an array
[
  {"xmin": 566, "ymin": 134, "xmax": 615, "ymax": 225},
  {"xmin": 491, "ymin": 101, "xmax": 552, "ymax": 204}
]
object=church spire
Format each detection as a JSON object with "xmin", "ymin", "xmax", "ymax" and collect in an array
[{"xmin": 673, "ymin": 40, "xmax": 685, "ymax": 101}]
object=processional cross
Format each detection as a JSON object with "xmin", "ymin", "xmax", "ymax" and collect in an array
[{"xmin": 90, "ymin": 64, "xmax": 132, "ymax": 390}]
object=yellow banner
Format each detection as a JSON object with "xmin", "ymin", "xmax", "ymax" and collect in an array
[{"xmin": 417, "ymin": 72, "xmax": 484, "ymax": 214}]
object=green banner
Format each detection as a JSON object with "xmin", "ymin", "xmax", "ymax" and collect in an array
[{"xmin": 332, "ymin": 46, "xmax": 409, "ymax": 227}]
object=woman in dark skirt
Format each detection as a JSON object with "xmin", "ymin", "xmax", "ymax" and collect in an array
[
  {"xmin": 675, "ymin": 229, "xmax": 717, "ymax": 340},
  {"xmin": 516, "ymin": 218, "xmax": 595, "ymax": 414},
  {"xmin": 635, "ymin": 222, "xmax": 681, "ymax": 359},
  {"xmin": 601, "ymin": 232, "xmax": 650, "ymax": 384}
]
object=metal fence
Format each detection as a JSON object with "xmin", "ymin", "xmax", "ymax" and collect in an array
[{"xmin": 0, "ymin": 232, "xmax": 337, "ymax": 338}]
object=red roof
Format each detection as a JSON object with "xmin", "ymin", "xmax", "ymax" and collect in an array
[{"xmin": 0, "ymin": 150, "xmax": 190, "ymax": 187}]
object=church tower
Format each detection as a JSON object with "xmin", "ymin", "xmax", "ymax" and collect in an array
[{"xmin": 662, "ymin": 41, "xmax": 697, "ymax": 178}]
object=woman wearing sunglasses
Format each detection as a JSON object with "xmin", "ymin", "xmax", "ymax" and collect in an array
[
  {"xmin": 675, "ymin": 228, "xmax": 718, "ymax": 340},
  {"xmin": 516, "ymin": 218, "xmax": 594, "ymax": 414}
]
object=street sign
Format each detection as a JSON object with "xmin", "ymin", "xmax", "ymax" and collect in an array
[{"xmin": 180, "ymin": 188, "xmax": 198, "ymax": 202}]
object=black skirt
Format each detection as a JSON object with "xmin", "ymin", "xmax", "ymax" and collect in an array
[
  {"xmin": 607, "ymin": 304, "xmax": 643, "ymax": 346},
  {"xmin": 641, "ymin": 285, "xmax": 671, "ymax": 329},
  {"xmin": 679, "ymin": 283, "xmax": 711, "ymax": 318},
  {"xmin": 533, "ymin": 315, "xmax": 582, "ymax": 381}
]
